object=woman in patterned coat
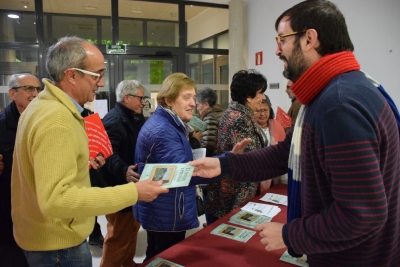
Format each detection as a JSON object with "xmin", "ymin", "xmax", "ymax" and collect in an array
[{"xmin": 206, "ymin": 69, "xmax": 267, "ymax": 223}]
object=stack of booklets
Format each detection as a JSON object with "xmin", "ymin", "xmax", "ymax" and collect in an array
[
  {"xmin": 280, "ymin": 250, "xmax": 308, "ymax": 267},
  {"xmin": 144, "ymin": 257, "xmax": 184, "ymax": 267},
  {"xmin": 241, "ymin": 202, "xmax": 281, "ymax": 219},
  {"xmin": 228, "ymin": 210, "xmax": 272, "ymax": 228}
]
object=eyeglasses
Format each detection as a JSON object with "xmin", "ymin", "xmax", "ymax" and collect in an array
[
  {"xmin": 128, "ymin": 94, "xmax": 148, "ymax": 102},
  {"xmin": 275, "ymin": 30, "xmax": 307, "ymax": 50},
  {"xmin": 12, "ymin": 85, "xmax": 42, "ymax": 94},
  {"xmin": 71, "ymin": 67, "xmax": 104, "ymax": 81},
  {"xmin": 258, "ymin": 109, "xmax": 270, "ymax": 114}
]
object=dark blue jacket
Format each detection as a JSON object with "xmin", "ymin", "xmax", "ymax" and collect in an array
[
  {"xmin": 102, "ymin": 102, "xmax": 145, "ymax": 212},
  {"xmin": 133, "ymin": 106, "xmax": 206, "ymax": 231},
  {"xmin": 0, "ymin": 101, "xmax": 20, "ymax": 245}
]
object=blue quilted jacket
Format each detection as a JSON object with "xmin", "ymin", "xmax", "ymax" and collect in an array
[{"xmin": 133, "ymin": 106, "xmax": 207, "ymax": 231}]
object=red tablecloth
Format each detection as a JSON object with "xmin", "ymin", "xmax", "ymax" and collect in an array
[{"xmin": 140, "ymin": 184, "xmax": 294, "ymax": 267}]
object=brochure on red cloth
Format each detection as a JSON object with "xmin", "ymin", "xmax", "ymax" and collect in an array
[
  {"xmin": 84, "ymin": 113, "xmax": 113, "ymax": 164},
  {"xmin": 276, "ymin": 106, "xmax": 292, "ymax": 128}
]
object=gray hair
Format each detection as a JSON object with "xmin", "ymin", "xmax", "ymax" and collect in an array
[
  {"xmin": 8, "ymin": 73, "xmax": 37, "ymax": 88},
  {"xmin": 196, "ymin": 87, "xmax": 217, "ymax": 107},
  {"xmin": 116, "ymin": 80, "xmax": 148, "ymax": 102},
  {"xmin": 46, "ymin": 36, "xmax": 88, "ymax": 82}
]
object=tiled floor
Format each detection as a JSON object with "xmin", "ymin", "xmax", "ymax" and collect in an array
[{"xmin": 89, "ymin": 214, "xmax": 206, "ymax": 267}]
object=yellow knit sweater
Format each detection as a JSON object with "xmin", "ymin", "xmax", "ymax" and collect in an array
[{"xmin": 11, "ymin": 79, "xmax": 138, "ymax": 251}]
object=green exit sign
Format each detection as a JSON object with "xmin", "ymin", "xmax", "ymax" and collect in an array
[{"xmin": 106, "ymin": 44, "xmax": 127, "ymax": 54}]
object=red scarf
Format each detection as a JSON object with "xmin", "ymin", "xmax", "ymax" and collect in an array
[{"xmin": 292, "ymin": 51, "xmax": 360, "ymax": 105}]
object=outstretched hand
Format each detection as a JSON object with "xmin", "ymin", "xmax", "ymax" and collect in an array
[
  {"xmin": 232, "ymin": 138, "xmax": 252, "ymax": 154},
  {"xmin": 189, "ymin": 157, "xmax": 221, "ymax": 178},
  {"xmin": 135, "ymin": 180, "xmax": 169, "ymax": 202}
]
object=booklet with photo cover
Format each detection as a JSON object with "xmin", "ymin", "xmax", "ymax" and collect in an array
[
  {"xmin": 280, "ymin": 250, "xmax": 309, "ymax": 267},
  {"xmin": 229, "ymin": 210, "xmax": 272, "ymax": 229},
  {"xmin": 210, "ymin": 223, "xmax": 256, "ymax": 243},
  {"xmin": 140, "ymin": 163, "xmax": 194, "ymax": 188},
  {"xmin": 144, "ymin": 257, "xmax": 184, "ymax": 267}
]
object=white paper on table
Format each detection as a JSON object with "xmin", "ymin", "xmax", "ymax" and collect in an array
[
  {"xmin": 260, "ymin": 193, "xmax": 288, "ymax": 206},
  {"xmin": 241, "ymin": 202, "xmax": 281, "ymax": 219},
  {"xmin": 192, "ymin": 148, "xmax": 206, "ymax": 160}
]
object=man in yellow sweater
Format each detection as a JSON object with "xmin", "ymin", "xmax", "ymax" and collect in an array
[{"xmin": 11, "ymin": 36, "xmax": 168, "ymax": 267}]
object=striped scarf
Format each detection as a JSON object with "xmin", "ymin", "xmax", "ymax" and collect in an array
[{"xmin": 287, "ymin": 51, "xmax": 360, "ymax": 222}]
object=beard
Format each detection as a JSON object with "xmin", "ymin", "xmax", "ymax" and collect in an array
[{"xmin": 281, "ymin": 41, "xmax": 308, "ymax": 82}]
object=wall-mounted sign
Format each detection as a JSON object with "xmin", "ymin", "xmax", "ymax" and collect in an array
[
  {"xmin": 106, "ymin": 44, "xmax": 127, "ymax": 54},
  {"xmin": 255, "ymin": 51, "xmax": 263, "ymax": 66}
]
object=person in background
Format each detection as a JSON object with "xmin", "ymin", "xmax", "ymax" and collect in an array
[
  {"xmin": 206, "ymin": 69, "xmax": 266, "ymax": 224},
  {"xmin": 193, "ymin": 87, "xmax": 224, "ymax": 157},
  {"xmin": 284, "ymin": 80, "xmax": 300, "ymax": 133},
  {"xmin": 134, "ymin": 73, "xmax": 218, "ymax": 262},
  {"xmin": 100, "ymin": 80, "xmax": 149, "ymax": 267},
  {"xmin": 11, "ymin": 36, "xmax": 168, "ymax": 267},
  {"xmin": 189, "ymin": 1, "xmax": 400, "ymax": 266},
  {"xmin": 253, "ymin": 95, "xmax": 286, "ymax": 191},
  {"xmin": 0, "ymin": 73, "xmax": 41, "ymax": 267},
  {"xmin": 80, "ymin": 107, "xmax": 107, "ymax": 249},
  {"xmin": 193, "ymin": 87, "xmax": 224, "ymax": 226}
]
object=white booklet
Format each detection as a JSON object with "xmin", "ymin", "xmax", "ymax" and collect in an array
[
  {"xmin": 260, "ymin": 193, "xmax": 288, "ymax": 206},
  {"xmin": 140, "ymin": 163, "xmax": 194, "ymax": 188},
  {"xmin": 241, "ymin": 202, "xmax": 281, "ymax": 219}
]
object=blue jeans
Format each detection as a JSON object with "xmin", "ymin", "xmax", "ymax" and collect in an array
[{"xmin": 23, "ymin": 240, "xmax": 92, "ymax": 267}]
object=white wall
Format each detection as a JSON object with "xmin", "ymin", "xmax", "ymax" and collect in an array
[{"xmin": 243, "ymin": 0, "xmax": 400, "ymax": 113}]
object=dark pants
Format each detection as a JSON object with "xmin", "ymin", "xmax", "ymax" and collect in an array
[
  {"xmin": 144, "ymin": 230, "xmax": 186, "ymax": 262},
  {"xmin": 89, "ymin": 216, "xmax": 102, "ymax": 238}
]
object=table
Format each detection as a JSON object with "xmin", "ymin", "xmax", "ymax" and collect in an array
[{"xmin": 140, "ymin": 184, "xmax": 292, "ymax": 267}]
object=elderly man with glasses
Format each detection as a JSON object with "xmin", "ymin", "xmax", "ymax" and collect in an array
[
  {"xmin": 100, "ymin": 80, "xmax": 149, "ymax": 267},
  {"xmin": 0, "ymin": 73, "xmax": 41, "ymax": 267},
  {"xmin": 11, "ymin": 36, "xmax": 167, "ymax": 267}
]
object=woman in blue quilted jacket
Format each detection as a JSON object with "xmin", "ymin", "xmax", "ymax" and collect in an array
[{"xmin": 133, "ymin": 73, "xmax": 211, "ymax": 261}]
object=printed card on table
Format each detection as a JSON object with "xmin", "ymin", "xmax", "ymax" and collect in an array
[
  {"xmin": 229, "ymin": 210, "xmax": 272, "ymax": 228},
  {"xmin": 260, "ymin": 193, "xmax": 288, "ymax": 206},
  {"xmin": 144, "ymin": 257, "xmax": 184, "ymax": 267},
  {"xmin": 280, "ymin": 250, "xmax": 308, "ymax": 267},
  {"xmin": 210, "ymin": 223, "xmax": 256, "ymax": 243},
  {"xmin": 241, "ymin": 202, "xmax": 281, "ymax": 219},
  {"xmin": 83, "ymin": 113, "xmax": 113, "ymax": 164},
  {"xmin": 140, "ymin": 163, "xmax": 194, "ymax": 188}
]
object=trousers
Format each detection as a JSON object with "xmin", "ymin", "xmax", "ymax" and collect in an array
[
  {"xmin": 23, "ymin": 241, "xmax": 91, "ymax": 267},
  {"xmin": 100, "ymin": 211, "xmax": 141, "ymax": 267}
]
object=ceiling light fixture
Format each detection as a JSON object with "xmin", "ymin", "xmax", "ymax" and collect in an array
[
  {"xmin": 22, "ymin": 1, "xmax": 29, "ymax": 8},
  {"xmin": 8, "ymin": 14, "xmax": 20, "ymax": 19},
  {"xmin": 131, "ymin": 9, "xmax": 143, "ymax": 14},
  {"xmin": 83, "ymin": 6, "xmax": 97, "ymax": 11}
]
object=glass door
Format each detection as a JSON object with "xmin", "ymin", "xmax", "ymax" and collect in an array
[{"xmin": 118, "ymin": 55, "xmax": 177, "ymax": 117}]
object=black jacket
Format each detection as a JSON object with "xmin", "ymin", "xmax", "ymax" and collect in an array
[
  {"xmin": 102, "ymin": 103, "xmax": 145, "ymax": 212},
  {"xmin": 0, "ymin": 101, "xmax": 20, "ymax": 245}
]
